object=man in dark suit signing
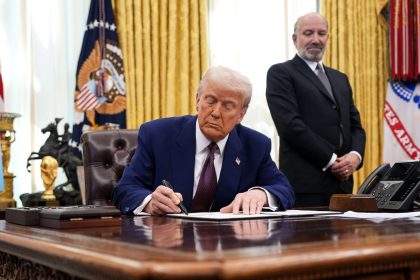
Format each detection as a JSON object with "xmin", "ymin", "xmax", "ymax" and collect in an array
[
  {"xmin": 113, "ymin": 66, "xmax": 295, "ymax": 215},
  {"xmin": 266, "ymin": 12, "xmax": 366, "ymax": 207}
]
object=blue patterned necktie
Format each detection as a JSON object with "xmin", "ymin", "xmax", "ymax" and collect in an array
[{"xmin": 191, "ymin": 142, "xmax": 219, "ymax": 212}]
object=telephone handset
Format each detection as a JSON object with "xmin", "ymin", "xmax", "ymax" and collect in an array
[
  {"xmin": 357, "ymin": 163, "xmax": 391, "ymax": 194},
  {"xmin": 357, "ymin": 161, "xmax": 420, "ymax": 211}
]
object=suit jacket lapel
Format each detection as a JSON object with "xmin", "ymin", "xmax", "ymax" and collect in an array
[
  {"xmin": 292, "ymin": 55, "xmax": 336, "ymax": 104},
  {"xmin": 212, "ymin": 127, "xmax": 243, "ymax": 210},
  {"xmin": 171, "ymin": 116, "xmax": 196, "ymax": 208}
]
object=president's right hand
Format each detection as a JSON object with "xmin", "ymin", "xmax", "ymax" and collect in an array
[{"xmin": 144, "ymin": 185, "xmax": 184, "ymax": 215}]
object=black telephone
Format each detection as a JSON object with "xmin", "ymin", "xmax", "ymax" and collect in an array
[{"xmin": 357, "ymin": 161, "xmax": 420, "ymax": 211}]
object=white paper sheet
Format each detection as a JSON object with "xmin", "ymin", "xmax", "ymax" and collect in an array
[
  {"xmin": 134, "ymin": 209, "xmax": 420, "ymax": 222},
  {"xmin": 165, "ymin": 209, "xmax": 341, "ymax": 221},
  {"xmin": 327, "ymin": 211, "xmax": 420, "ymax": 222}
]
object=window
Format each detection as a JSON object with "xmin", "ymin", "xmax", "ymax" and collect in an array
[{"xmin": 209, "ymin": 0, "xmax": 317, "ymax": 162}]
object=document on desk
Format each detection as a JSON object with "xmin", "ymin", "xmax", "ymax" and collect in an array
[
  {"xmin": 165, "ymin": 210, "xmax": 341, "ymax": 221},
  {"xmin": 326, "ymin": 211, "xmax": 420, "ymax": 222}
]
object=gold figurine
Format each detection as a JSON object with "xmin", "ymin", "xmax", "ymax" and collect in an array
[{"xmin": 40, "ymin": 156, "xmax": 59, "ymax": 201}]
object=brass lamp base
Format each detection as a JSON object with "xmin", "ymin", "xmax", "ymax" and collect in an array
[
  {"xmin": 0, "ymin": 112, "xmax": 21, "ymax": 209},
  {"xmin": 0, "ymin": 200, "xmax": 16, "ymax": 209},
  {"xmin": 0, "ymin": 174, "xmax": 16, "ymax": 209}
]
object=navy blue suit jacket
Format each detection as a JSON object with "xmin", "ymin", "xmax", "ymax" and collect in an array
[{"xmin": 112, "ymin": 115, "xmax": 295, "ymax": 214}]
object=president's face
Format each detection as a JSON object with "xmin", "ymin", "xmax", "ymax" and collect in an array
[
  {"xmin": 196, "ymin": 83, "xmax": 246, "ymax": 142},
  {"xmin": 293, "ymin": 13, "xmax": 329, "ymax": 62}
]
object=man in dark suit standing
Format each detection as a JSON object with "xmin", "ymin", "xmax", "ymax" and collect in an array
[
  {"xmin": 266, "ymin": 12, "xmax": 366, "ymax": 207},
  {"xmin": 113, "ymin": 66, "xmax": 295, "ymax": 215}
]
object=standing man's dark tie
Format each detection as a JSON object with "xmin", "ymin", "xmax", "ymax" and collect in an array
[
  {"xmin": 316, "ymin": 63, "xmax": 335, "ymax": 103},
  {"xmin": 191, "ymin": 142, "xmax": 219, "ymax": 212},
  {"xmin": 316, "ymin": 63, "xmax": 342, "ymax": 149}
]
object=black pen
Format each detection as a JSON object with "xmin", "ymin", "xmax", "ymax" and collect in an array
[{"xmin": 162, "ymin": 180, "xmax": 189, "ymax": 215}]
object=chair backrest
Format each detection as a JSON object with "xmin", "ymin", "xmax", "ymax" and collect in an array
[{"xmin": 81, "ymin": 129, "xmax": 138, "ymax": 205}]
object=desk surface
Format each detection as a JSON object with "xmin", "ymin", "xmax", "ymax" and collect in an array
[{"xmin": 2, "ymin": 214, "xmax": 420, "ymax": 279}]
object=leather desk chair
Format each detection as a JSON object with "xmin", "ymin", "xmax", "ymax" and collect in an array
[{"xmin": 81, "ymin": 129, "xmax": 138, "ymax": 205}]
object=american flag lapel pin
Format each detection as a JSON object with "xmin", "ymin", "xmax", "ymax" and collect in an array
[{"xmin": 235, "ymin": 157, "xmax": 240, "ymax": 166}]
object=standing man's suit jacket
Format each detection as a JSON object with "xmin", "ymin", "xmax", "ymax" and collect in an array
[
  {"xmin": 266, "ymin": 55, "xmax": 366, "ymax": 195},
  {"xmin": 112, "ymin": 115, "xmax": 295, "ymax": 214}
]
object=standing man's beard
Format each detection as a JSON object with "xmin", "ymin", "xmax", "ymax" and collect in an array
[{"xmin": 297, "ymin": 44, "xmax": 326, "ymax": 62}]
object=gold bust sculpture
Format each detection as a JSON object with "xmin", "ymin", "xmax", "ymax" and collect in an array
[{"xmin": 40, "ymin": 156, "xmax": 59, "ymax": 201}]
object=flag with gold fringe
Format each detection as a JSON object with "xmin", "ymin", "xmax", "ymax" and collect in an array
[{"xmin": 71, "ymin": 0, "xmax": 126, "ymax": 157}]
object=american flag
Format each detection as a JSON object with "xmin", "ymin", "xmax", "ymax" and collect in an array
[
  {"xmin": 76, "ymin": 80, "xmax": 99, "ymax": 111},
  {"xmin": 71, "ymin": 0, "xmax": 126, "ymax": 160}
]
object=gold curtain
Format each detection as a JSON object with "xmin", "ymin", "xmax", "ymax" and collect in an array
[
  {"xmin": 320, "ymin": 0, "xmax": 388, "ymax": 191},
  {"xmin": 113, "ymin": 0, "xmax": 208, "ymax": 129}
]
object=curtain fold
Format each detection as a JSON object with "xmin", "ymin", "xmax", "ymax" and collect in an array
[
  {"xmin": 321, "ymin": 0, "xmax": 388, "ymax": 191},
  {"xmin": 113, "ymin": 0, "xmax": 208, "ymax": 129}
]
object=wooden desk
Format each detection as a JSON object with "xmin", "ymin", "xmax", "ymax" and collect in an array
[{"xmin": 1, "ymin": 214, "xmax": 420, "ymax": 279}]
